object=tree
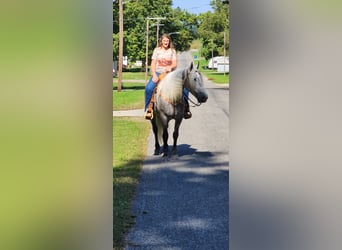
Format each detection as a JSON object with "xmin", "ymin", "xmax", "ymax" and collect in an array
[
  {"xmin": 198, "ymin": 0, "xmax": 229, "ymax": 59},
  {"xmin": 112, "ymin": 0, "xmax": 201, "ymax": 69}
]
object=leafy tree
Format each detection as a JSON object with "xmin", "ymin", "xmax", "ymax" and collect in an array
[
  {"xmin": 113, "ymin": 0, "xmax": 201, "ymax": 68},
  {"xmin": 198, "ymin": 0, "xmax": 229, "ymax": 59}
]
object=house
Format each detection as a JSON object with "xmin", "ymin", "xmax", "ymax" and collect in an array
[{"xmin": 208, "ymin": 56, "xmax": 229, "ymax": 69}]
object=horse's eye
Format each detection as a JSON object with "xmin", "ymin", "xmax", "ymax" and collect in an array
[{"xmin": 194, "ymin": 78, "xmax": 197, "ymax": 81}]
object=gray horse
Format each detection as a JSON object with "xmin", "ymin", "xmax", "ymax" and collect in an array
[{"xmin": 151, "ymin": 54, "xmax": 208, "ymax": 157}]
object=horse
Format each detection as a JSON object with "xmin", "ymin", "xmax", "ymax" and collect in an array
[{"xmin": 151, "ymin": 53, "xmax": 208, "ymax": 157}]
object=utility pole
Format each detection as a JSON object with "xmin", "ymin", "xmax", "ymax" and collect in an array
[
  {"xmin": 211, "ymin": 39, "xmax": 214, "ymax": 69},
  {"xmin": 117, "ymin": 0, "xmax": 123, "ymax": 92},
  {"xmin": 156, "ymin": 19, "xmax": 160, "ymax": 44},
  {"xmin": 145, "ymin": 17, "xmax": 166, "ymax": 84},
  {"xmin": 224, "ymin": 30, "xmax": 226, "ymax": 76},
  {"xmin": 145, "ymin": 18, "xmax": 150, "ymax": 84},
  {"xmin": 223, "ymin": 1, "xmax": 229, "ymax": 76},
  {"xmin": 156, "ymin": 20, "xmax": 164, "ymax": 45}
]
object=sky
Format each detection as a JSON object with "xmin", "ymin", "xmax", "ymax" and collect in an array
[{"xmin": 172, "ymin": 0, "xmax": 213, "ymax": 15}]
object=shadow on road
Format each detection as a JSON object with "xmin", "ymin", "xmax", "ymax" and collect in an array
[{"xmin": 125, "ymin": 145, "xmax": 229, "ymax": 249}]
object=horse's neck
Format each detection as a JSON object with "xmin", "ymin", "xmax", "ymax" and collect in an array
[{"xmin": 157, "ymin": 75, "xmax": 183, "ymax": 103}]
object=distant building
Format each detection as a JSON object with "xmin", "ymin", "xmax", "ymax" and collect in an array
[{"xmin": 208, "ymin": 56, "xmax": 229, "ymax": 69}]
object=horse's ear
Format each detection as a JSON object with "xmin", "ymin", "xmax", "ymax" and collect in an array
[
  {"xmin": 189, "ymin": 62, "xmax": 194, "ymax": 71},
  {"xmin": 197, "ymin": 61, "xmax": 200, "ymax": 69}
]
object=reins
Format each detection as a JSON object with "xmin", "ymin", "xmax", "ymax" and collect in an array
[{"xmin": 184, "ymin": 94, "xmax": 202, "ymax": 107}]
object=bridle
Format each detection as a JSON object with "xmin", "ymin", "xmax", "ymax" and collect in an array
[{"xmin": 182, "ymin": 68, "xmax": 203, "ymax": 107}]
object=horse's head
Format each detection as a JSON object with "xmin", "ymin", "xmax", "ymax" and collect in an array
[{"xmin": 183, "ymin": 62, "xmax": 208, "ymax": 103}]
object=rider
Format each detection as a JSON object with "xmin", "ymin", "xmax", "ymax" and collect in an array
[{"xmin": 144, "ymin": 33, "xmax": 192, "ymax": 120}]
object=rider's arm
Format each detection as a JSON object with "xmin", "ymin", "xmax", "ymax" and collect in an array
[
  {"xmin": 150, "ymin": 59, "xmax": 159, "ymax": 82},
  {"xmin": 151, "ymin": 59, "xmax": 157, "ymax": 76}
]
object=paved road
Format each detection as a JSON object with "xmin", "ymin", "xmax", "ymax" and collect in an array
[{"xmin": 124, "ymin": 78, "xmax": 229, "ymax": 250}]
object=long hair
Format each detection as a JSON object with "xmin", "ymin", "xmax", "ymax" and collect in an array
[{"xmin": 157, "ymin": 33, "xmax": 175, "ymax": 49}]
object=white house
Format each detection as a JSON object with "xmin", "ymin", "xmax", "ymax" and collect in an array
[{"xmin": 208, "ymin": 56, "xmax": 229, "ymax": 69}]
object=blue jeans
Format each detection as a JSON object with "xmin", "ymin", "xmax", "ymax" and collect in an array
[{"xmin": 145, "ymin": 73, "xmax": 189, "ymax": 110}]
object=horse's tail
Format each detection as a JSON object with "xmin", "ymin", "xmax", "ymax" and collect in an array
[{"xmin": 156, "ymin": 116, "xmax": 164, "ymax": 146}]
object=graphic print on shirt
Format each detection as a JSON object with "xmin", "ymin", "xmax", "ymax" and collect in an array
[{"xmin": 157, "ymin": 57, "xmax": 172, "ymax": 67}]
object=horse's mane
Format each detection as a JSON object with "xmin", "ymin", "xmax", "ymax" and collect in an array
[{"xmin": 157, "ymin": 51, "xmax": 194, "ymax": 104}]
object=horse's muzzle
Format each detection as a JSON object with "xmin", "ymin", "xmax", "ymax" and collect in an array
[{"xmin": 198, "ymin": 92, "xmax": 208, "ymax": 103}]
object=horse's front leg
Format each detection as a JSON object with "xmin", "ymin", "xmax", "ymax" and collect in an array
[
  {"xmin": 151, "ymin": 119, "xmax": 160, "ymax": 155},
  {"xmin": 172, "ymin": 118, "xmax": 183, "ymax": 155},
  {"xmin": 162, "ymin": 126, "xmax": 169, "ymax": 157}
]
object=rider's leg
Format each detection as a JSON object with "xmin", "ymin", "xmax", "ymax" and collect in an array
[
  {"xmin": 144, "ymin": 76, "xmax": 158, "ymax": 119},
  {"xmin": 183, "ymin": 88, "xmax": 192, "ymax": 119}
]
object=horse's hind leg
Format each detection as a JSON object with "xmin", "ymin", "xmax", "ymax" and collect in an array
[
  {"xmin": 162, "ymin": 127, "xmax": 169, "ymax": 157},
  {"xmin": 151, "ymin": 120, "xmax": 160, "ymax": 155}
]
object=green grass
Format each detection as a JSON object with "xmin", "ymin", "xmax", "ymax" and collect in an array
[
  {"xmin": 113, "ymin": 117, "xmax": 150, "ymax": 249},
  {"xmin": 121, "ymin": 72, "xmax": 145, "ymax": 80},
  {"xmin": 202, "ymin": 70, "xmax": 229, "ymax": 83},
  {"xmin": 113, "ymin": 89, "xmax": 145, "ymax": 111},
  {"xmin": 113, "ymin": 73, "xmax": 146, "ymax": 110},
  {"xmin": 113, "ymin": 80, "xmax": 146, "ymax": 90}
]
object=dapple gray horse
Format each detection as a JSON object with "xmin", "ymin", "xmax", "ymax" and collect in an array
[{"xmin": 151, "ymin": 52, "xmax": 208, "ymax": 157}]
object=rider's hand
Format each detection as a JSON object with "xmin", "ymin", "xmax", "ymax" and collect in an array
[{"xmin": 152, "ymin": 74, "xmax": 159, "ymax": 83}]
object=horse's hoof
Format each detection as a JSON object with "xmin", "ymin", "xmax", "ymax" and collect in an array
[{"xmin": 154, "ymin": 150, "xmax": 160, "ymax": 155}]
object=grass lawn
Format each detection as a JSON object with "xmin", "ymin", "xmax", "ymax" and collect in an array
[
  {"xmin": 202, "ymin": 70, "xmax": 229, "ymax": 84},
  {"xmin": 113, "ymin": 89, "xmax": 145, "ymax": 111},
  {"xmin": 121, "ymin": 71, "xmax": 145, "ymax": 80},
  {"xmin": 113, "ymin": 74, "xmax": 145, "ymax": 110},
  {"xmin": 113, "ymin": 117, "xmax": 150, "ymax": 249}
]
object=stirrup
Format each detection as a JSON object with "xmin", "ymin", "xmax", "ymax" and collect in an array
[{"xmin": 144, "ymin": 109, "xmax": 153, "ymax": 120}]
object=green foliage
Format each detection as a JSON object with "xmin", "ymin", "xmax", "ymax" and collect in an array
[
  {"xmin": 113, "ymin": 1, "xmax": 230, "ymax": 62},
  {"xmin": 112, "ymin": 0, "xmax": 212, "ymax": 65},
  {"xmin": 198, "ymin": 1, "xmax": 229, "ymax": 59}
]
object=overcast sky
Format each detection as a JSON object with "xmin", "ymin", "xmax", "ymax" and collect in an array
[{"xmin": 172, "ymin": 0, "xmax": 213, "ymax": 14}]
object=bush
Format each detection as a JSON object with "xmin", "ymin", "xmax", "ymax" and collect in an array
[{"xmin": 123, "ymin": 67, "xmax": 143, "ymax": 72}]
